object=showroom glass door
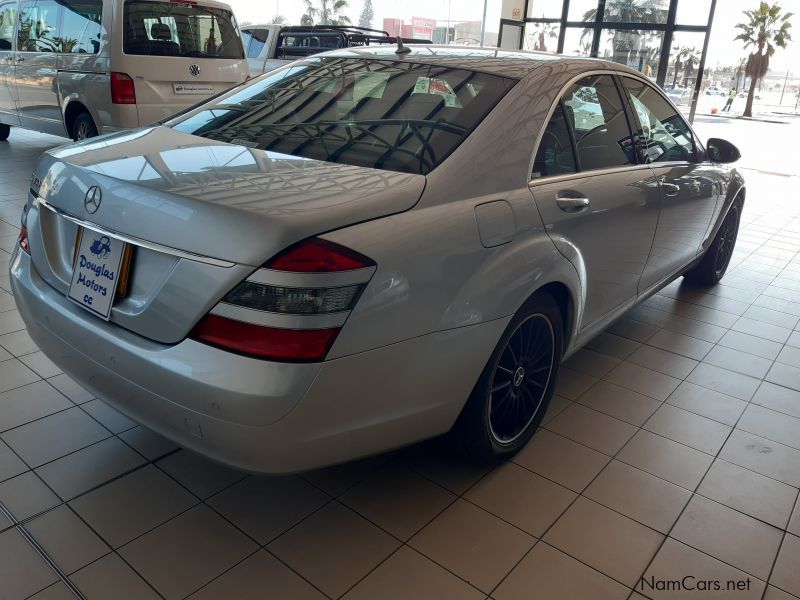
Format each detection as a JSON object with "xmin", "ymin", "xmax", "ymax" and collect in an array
[{"xmin": 0, "ymin": 0, "xmax": 20, "ymax": 124}]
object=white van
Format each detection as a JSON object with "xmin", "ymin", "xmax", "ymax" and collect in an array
[{"xmin": 0, "ymin": 0, "xmax": 248, "ymax": 141}]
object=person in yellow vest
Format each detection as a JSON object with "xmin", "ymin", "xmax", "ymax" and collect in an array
[{"xmin": 722, "ymin": 88, "xmax": 736, "ymax": 112}]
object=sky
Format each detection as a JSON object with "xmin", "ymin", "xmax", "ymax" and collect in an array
[{"xmin": 226, "ymin": 0, "xmax": 800, "ymax": 73}]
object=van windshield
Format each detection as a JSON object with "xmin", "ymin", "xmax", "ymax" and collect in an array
[
  {"xmin": 123, "ymin": 0, "xmax": 243, "ymax": 59},
  {"xmin": 171, "ymin": 57, "xmax": 515, "ymax": 175}
]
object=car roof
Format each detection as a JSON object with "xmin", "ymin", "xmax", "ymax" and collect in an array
[{"xmin": 312, "ymin": 45, "xmax": 631, "ymax": 79}]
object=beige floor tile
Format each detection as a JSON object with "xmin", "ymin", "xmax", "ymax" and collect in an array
[
  {"xmin": 269, "ymin": 502, "xmax": 399, "ymax": 598},
  {"xmin": 541, "ymin": 394, "xmax": 571, "ymax": 425},
  {"xmin": 46, "ymin": 374, "xmax": 93, "ymax": 404},
  {"xmin": 209, "ymin": 475, "xmax": 330, "ymax": 545},
  {"xmin": 687, "ymin": 362, "xmax": 761, "ymax": 401},
  {"xmin": 776, "ymin": 345, "xmax": 800, "ymax": 367},
  {"xmin": 70, "ymin": 465, "xmax": 197, "ymax": 548},
  {"xmin": 584, "ymin": 460, "xmax": 691, "ymax": 534},
  {"xmin": 671, "ymin": 495, "xmax": 783, "ymax": 579},
  {"xmin": 188, "ymin": 550, "xmax": 326, "ymax": 600},
  {"xmin": 646, "ymin": 328, "xmax": 714, "ymax": 361},
  {"xmin": 18, "ymin": 351, "xmax": 61, "ymax": 379},
  {"xmin": 465, "ymin": 461, "xmax": 575, "ymax": 537},
  {"xmin": 513, "ymin": 429, "xmax": 610, "ymax": 492},
  {"xmin": 698, "ymin": 459, "xmax": 798, "ymax": 529},
  {"xmin": 563, "ymin": 348, "xmax": 621, "ymax": 378},
  {"xmin": 0, "ymin": 357, "xmax": 40, "ymax": 393},
  {"xmin": 604, "ymin": 361, "xmax": 681, "ymax": 401},
  {"xmin": 340, "ymin": 465, "xmax": 454, "ymax": 541},
  {"xmin": 618, "ymin": 430, "xmax": 713, "ymax": 490},
  {"xmin": 301, "ymin": 453, "xmax": 390, "ymax": 497},
  {"xmin": 0, "ymin": 471, "xmax": 60, "ymax": 520},
  {"xmin": 1, "ymin": 406, "xmax": 109, "ymax": 467},
  {"xmin": 29, "ymin": 582, "xmax": 75, "ymax": 600},
  {"xmin": 0, "ymin": 438, "xmax": 26, "ymax": 482},
  {"xmin": 718, "ymin": 330, "xmax": 783, "ymax": 360},
  {"xmin": 0, "ymin": 380, "xmax": 71, "ymax": 432},
  {"xmin": 120, "ymin": 504, "xmax": 258, "ymax": 599},
  {"xmin": 585, "ymin": 332, "xmax": 641, "ymax": 359},
  {"xmin": 644, "ymin": 404, "xmax": 732, "ymax": 455},
  {"xmin": 0, "ymin": 328, "xmax": 38, "ymax": 356},
  {"xmin": 752, "ymin": 382, "xmax": 800, "ymax": 420},
  {"xmin": 24, "ymin": 505, "xmax": 110, "ymax": 574},
  {"xmin": 577, "ymin": 380, "xmax": 661, "ymax": 426},
  {"xmin": 628, "ymin": 345, "xmax": 698, "ymax": 379},
  {"xmin": 156, "ymin": 449, "xmax": 245, "ymax": 499},
  {"xmin": 409, "ymin": 499, "xmax": 534, "ymax": 593},
  {"xmin": 0, "ymin": 528, "xmax": 59, "ymax": 598},
  {"xmin": 789, "ymin": 499, "xmax": 800, "ymax": 537},
  {"xmin": 738, "ymin": 404, "xmax": 800, "ymax": 451},
  {"xmin": 400, "ymin": 445, "xmax": 490, "ymax": 495},
  {"xmin": 703, "ymin": 345, "xmax": 773, "ymax": 379},
  {"xmin": 770, "ymin": 534, "xmax": 800, "ymax": 597},
  {"xmin": 343, "ymin": 546, "xmax": 483, "ymax": 600},
  {"xmin": 764, "ymin": 585, "xmax": 799, "ymax": 600},
  {"xmin": 732, "ymin": 317, "xmax": 792, "ymax": 343},
  {"xmin": 545, "ymin": 403, "xmax": 637, "ymax": 456},
  {"xmin": 36, "ymin": 437, "xmax": 145, "ymax": 500},
  {"xmin": 118, "ymin": 426, "xmax": 179, "ymax": 461},
  {"xmin": 768, "ymin": 362, "xmax": 800, "ymax": 393},
  {"xmin": 744, "ymin": 305, "xmax": 800, "ymax": 329},
  {"xmin": 666, "ymin": 381, "xmax": 747, "ymax": 426},
  {"xmin": 720, "ymin": 430, "xmax": 800, "ymax": 487},
  {"xmin": 71, "ymin": 553, "xmax": 160, "ymax": 600},
  {"xmin": 661, "ymin": 313, "xmax": 727, "ymax": 344},
  {"xmin": 608, "ymin": 316, "xmax": 660, "ymax": 342},
  {"xmin": 555, "ymin": 367, "xmax": 598, "ymax": 400},
  {"xmin": 0, "ymin": 309, "xmax": 25, "ymax": 336},
  {"xmin": 543, "ymin": 496, "xmax": 663, "ymax": 586},
  {"xmin": 494, "ymin": 542, "xmax": 629, "ymax": 600},
  {"xmin": 641, "ymin": 537, "xmax": 765, "ymax": 599},
  {"xmin": 81, "ymin": 399, "xmax": 136, "ymax": 434}
]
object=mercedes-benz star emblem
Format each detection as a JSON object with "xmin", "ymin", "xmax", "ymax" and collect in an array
[
  {"xmin": 189, "ymin": 64, "xmax": 201, "ymax": 77},
  {"xmin": 84, "ymin": 186, "xmax": 102, "ymax": 214}
]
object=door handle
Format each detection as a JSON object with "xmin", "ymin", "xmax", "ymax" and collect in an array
[
  {"xmin": 556, "ymin": 196, "xmax": 590, "ymax": 212},
  {"xmin": 662, "ymin": 183, "xmax": 680, "ymax": 196},
  {"xmin": 15, "ymin": 56, "xmax": 24, "ymax": 62}
]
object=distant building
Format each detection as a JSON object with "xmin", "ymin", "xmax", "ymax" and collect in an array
[{"xmin": 383, "ymin": 16, "xmax": 436, "ymax": 42}]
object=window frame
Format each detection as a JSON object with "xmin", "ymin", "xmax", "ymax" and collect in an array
[
  {"xmin": 16, "ymin": 0, "xmax": 63, "ymax": 54},
  {"xmin": 616, "ymin": 73, "xmax": 706, "ymax": 166},
  {"xmin": 530, "ymin": 69, "xmax": 644, "ymax": 183}
]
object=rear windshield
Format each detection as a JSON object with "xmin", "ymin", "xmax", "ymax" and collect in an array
[
  {"xmin": 171, "ymin": 57, "xmax": 515, "ymax": 175},
  {"xmin": 123, "ymin": 0, "xmax": 243, "ymax": 59}
]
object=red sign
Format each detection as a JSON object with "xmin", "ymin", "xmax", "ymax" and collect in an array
[{"xmin": 411, "ymin": 16, "xmax": 436, "ymax": 30}]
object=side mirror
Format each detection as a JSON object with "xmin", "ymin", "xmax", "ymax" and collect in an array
[{"xmin": 706, "ymin": 138, "xmax": 741, "ymax": 164}]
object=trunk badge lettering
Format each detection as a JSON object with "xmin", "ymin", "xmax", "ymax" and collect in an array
[
  {"xmin": 84, "ymin": 186, "xmax": 102, "ymax": 214},
  {"xmin": 189, "ymin": 64, "xmax": 201, "ymax": 77}
]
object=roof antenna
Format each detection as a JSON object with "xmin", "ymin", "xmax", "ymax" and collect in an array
[{"xmin": 395, "ymin": 35, "xmax": 410, "ymax": 54}]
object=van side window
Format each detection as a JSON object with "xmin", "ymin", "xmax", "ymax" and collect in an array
[
  {"xmin": 17, "ymin": 0, "xmax": 61, "ymax": 52},
  {"xmin": 59, "ymin": 0, "xmax": 102, "ymax": 54},
  {"xmin": 0, "ymin": 2, "xmax": 16, "ymax": 50},
  {"xmin": 621, "ymin": 76, "xmax": 697, "ymax": 163},
  {"xmin": 532, "ymin": 103, "xmax": 578, "ymax": 179}
]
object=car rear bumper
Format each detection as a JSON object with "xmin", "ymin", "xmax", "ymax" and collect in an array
[{"xmin": 10, "ymin": 248, "xmax": 505, "ymax": 473}]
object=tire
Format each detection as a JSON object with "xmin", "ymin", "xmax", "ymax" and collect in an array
[
  {"xmin": 0, "ymin": 123, "xmax": 9, "ymax": 141},
  {"xmin": 451, "ymin": 291, "xmax": 564, "ymax": 464},
  {"xmin": 71, "ymin": 112, "xmax": 98, "ymax": 142},
  {"xmin": 683, "ymin": 203, "xmax": 740, "ymax": 285}
]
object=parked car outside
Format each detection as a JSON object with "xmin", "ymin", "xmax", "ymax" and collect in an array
[
  {"xmin": 10, "ymin": 47, "xmax": 744, "ymax": 473},
  {"xmin": 666, "ymin": 86, "xmax": 691, "ymax": 104},
  {"xmin": 0, "ymin": 0, "xmax": 248, "ymax": 142}
]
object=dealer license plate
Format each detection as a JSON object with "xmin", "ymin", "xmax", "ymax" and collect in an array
[
  {"xmin": 67, "ymin": 228, "xmax": 129, "ymax": 320},
  {"xmin": 173, "ymin": 83, "xmax": 214, "ymax": 95}
]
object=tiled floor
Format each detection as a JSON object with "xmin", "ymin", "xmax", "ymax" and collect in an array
[{"xmin": 2, "ymin": 125, "xmax": 800, "ymax": 600}]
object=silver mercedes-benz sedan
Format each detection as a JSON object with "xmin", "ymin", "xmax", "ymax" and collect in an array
[{"xmin": 10, "ymin": 47, "xmax": 744, "ymax": 473}]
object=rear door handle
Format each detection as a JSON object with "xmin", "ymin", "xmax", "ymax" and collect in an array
[
  {"xmin": 658, "ymin": 177, "xmax": 680, "ymax": 197},
  {"xmin": 556, "ymin": 196, "xmax": 590, "ymax": 212}
]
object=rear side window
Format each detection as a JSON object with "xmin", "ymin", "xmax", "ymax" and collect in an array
[
  {"xmin": 562, "ymin": 75, "xmax": 637, "ymax": 171},
  {"xmin": 60, "ymin": 0, "xmax": 102, "ymax": 54},
  {"xmin": 0, "ymin": 2, "xmax": 16, "ymax": 50},
  {"xmin": 172, "ymin": 58, "xmax": 515, "ymax": 175},
  {"xmin": 533, "ymin": 103, "xmax": 577, "ymax": 178},
  {"xmin": 17, "ymin": 0, "xmax": 61, "ymax": 52},
  {"xmin": 621, "ymin": 77, "xmax": 697, "ymax": 163},
  {"xmin": 242, "ymin": 27, "xmax": 268, "ymax": 58},
  {"xmin": 276, "ymin": 32, "xmax": 345, "ymax": 59},
  {"xmin": 123, "ymin": 0, "xmax": 243, "ymax": 59}
]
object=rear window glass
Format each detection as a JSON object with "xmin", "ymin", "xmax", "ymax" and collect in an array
[
  {"xmin": 123, "ymin": 0, "xmax": 243, "ymax": 59},
  {"xmin": 171, "ymin": 58, "xmax": 515, "ymax": 175}
]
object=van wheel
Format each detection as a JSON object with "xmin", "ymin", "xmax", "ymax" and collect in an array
[
  {"xmin": 72, "ymin": 113, "xmax": 98, "ymax": 141},
  {"xmin": 0, "ymin": 124, "xmax": 9, "ymax": 141},
  {"xmin": 684, "ymin": 203, "xmax": 740, "ymax": 285},
  {"xmin": 451, "ymin": 292, "xmax": 563, "ymax": 464}
]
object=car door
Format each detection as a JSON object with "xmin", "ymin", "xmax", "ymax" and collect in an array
[
  {"xmin": 0, "ymin": 0, "xmax": 20, "ymax": 124},
  {"xmin": 619, "ymin": 75, "xmax": 721, "ymax": 293},
  {"xmin": 530, "ymin": 73, "xmax": 661, "ymax": 328},
  {"xmin": 14, "ymin": 0, "xmax": 64, "ymax": 133}
]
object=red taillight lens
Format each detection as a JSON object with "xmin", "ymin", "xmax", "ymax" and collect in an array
[
  {"xmin": 18, "ymin": 226, "xmax": 30, "ymax": 254},
  {"xmin": 110, "ymin": 72, "xmax": 136, "ymax": 105},
  {"xmin": 266, "ymin": 238, "xmax": 375, "ymax": 273},
  {"xmin": 190, "ymin": 315, "xmax": 340, "ymax": 362}
]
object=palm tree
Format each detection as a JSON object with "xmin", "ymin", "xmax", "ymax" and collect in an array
[
  {"xmin": 678, "ymin": 46, "xmax": 701, "ymax": 87},
  {"xmin": 527, "ymin": 22, "xmax": 558, "ymax": 52},
  {"xmin": 733, "ymin": 56, "xmax": 748, "ymax": 92},
  {"xmin": 580, "ymin": 0, "xmax": 667, "ymax": 66},
  {"xmin": 271, "ymin": 15, "xmax": 287, "ymax": 25},
  {"xmin": 734, "ymin": 1, "xmax": 793, "ymax": 117},
  {"xmin": 302, "ymin": 0, "xmax": 351, "ymax": 26}
]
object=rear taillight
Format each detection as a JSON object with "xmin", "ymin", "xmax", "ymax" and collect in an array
[
  {"xmin": 111, "ymin": 72, "xmax": 136, "ymax": 105},
  {"xmin": 190, "ymin": 238, "xmax": 375, "ymax": 362},
  {"xmin": 18, "ymin": 226, "xmax": 30, "ymax": 255}
]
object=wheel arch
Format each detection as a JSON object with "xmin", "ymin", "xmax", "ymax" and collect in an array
[{"xmin": 63, "ymin": 101, "xmax": 95, "ymax": 138}]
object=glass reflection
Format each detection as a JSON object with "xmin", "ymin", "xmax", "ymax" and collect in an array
[
  {"xmin": 523, "ymin": 22, "xmax": 560, "ymax": 52},
  {"xmin": 599, "ymin": 28, "xmax": 662, "ymax": 78},
  {"xmin": 562, "ymin": 26, "xmax": 592, "ymax": 56},
  {"xmin": 601, "ymin": 0, "xmax": 668, "ymax": 24},
  {"xmin": 527, "ymin": 0, "xmax": 564, "ymax": 19}
]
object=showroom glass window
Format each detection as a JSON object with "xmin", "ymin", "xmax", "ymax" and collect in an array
[
  {"xmin": 0, "ymin": 1, "xmax": 16, "ymax": 50},
  {"xmin": 17, "ymin": 0, "xmax": 61, "ymax": 52},
  {"xmin": 621, "ymin": 76, "xmax": 697, "ymax": 163},
  {"xmin": 60, "ymin": 0, "xmax": 102, "ymax": 54}
]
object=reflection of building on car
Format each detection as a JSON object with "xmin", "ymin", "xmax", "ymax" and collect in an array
[
  {"xmin": 0, "ymin": 0, "xmax": 248, "ymax": 142},
  {"xmin": 240, "ymin": 25, "xmax": 432, "ymax": 76}
]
